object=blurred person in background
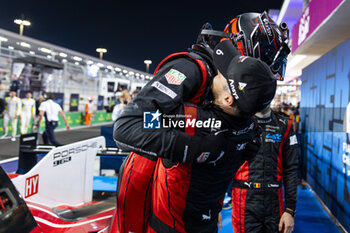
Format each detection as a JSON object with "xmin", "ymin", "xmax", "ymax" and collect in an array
[
  {"xmin": 35, "ymin": 95, "xmax": 43, "ymax": 117},
  {"xmin": 293, "ymin": 102, "xmax": 300, "ymax": 133},
  {"xmin": 9, "ymin": 75, "xmax": 20, "ymax": 93},
  {"xmin": 20, "ymin": 91, "xmax": 36, "ymax": 134},
  {"xmin": 0, "ymin": 94, "xmax": 5, "ymax": 118},
  {"xmin": 282, "ymin": 102, "xmax": 295, "ymax": 120},
  {"xmin": 108, "ymin": 97, "xmax": 116, "ymax": 112},
  {"xmin": 1, "ymin": 90, "xmax": 21, "ymax": 141},
  {"xmin": 84, "ymin": 97, "xmax": 95, "ymax": 125},
  {"xmin": 33, "ymin": 93, "xmax": 70, "ymax": 146},
  {"xmin": 131, "ymin": 90, "xmax": 139, "ymax": 99},
  {"xmin": 19, "ymin": 74, "xmax": 30, "ymax": 90},
  {"xmin": 272, "ymin": 101, "xmax": 282, "ymax": 114},
  {"xmin": 111, "ymin": 90, "xmax": 131, "ymax": 121}
]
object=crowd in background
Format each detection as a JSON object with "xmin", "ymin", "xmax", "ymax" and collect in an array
[
  {"xmin": 1, "ymin": 74, "xmax": 301, "ymax": 136},
  {"xmin": 0, "ymin": 75, "xmax": 46, "ymax": 141},
  {"xmin": 0, "ymin": 74, "xmax": 139, "ymax": 142},
  {"xmin": 273, "ymin": 101, "xmax": 301, "ymax": 133}
]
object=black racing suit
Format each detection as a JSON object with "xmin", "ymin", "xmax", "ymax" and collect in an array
[
  {"xmin": 231, "ymin": 111, "xmax": 298, "ymax": 233},
  {"xmin": 114, "ymin": 46, "xmax": 215, "ymax": 159},
  {"xmin": 149, "ymin": 103, "xmax": 255, "ymax": 233},
  {"xmin": 110, "ymin": 45, "xmax": 222, "ymax": 233}
]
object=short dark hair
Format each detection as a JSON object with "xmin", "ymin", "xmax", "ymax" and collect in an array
[{"xmin": 46, "ymin": 93, "xmax": 54, "ymax": 100}]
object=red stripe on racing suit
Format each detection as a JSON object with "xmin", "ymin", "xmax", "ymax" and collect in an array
[
  {"xmin": 153, "ymin": 52, "xmax": 208, "ymax": 105},
  {"xmin": 231, "ymin": 112, "xmax": 297, "ymax": 233},
  {"xmin": 148, "ymin": 106, "xmax": 196, "ymax": 233},
  {"xmin": 148, "ymin": 105, "xmax": 255, "ymax": 233},
  {"xmin": 232, "ymin": 161, "xmax": 249, "ymax": 233},
  {"xmin": 110, "ymin": 51, "xmax": 213, "ymax": 233},
  {"xmin": 277, "ymin": 118, "xmax": 293, "ymax": 217}
]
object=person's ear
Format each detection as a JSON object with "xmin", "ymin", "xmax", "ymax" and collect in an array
[{"xmin": 224, "ymin": 94, "xmax": 234, "ymax": 106}]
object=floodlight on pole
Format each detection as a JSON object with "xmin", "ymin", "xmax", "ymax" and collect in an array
[
  {"xmin": 96, "ymin": 48, "xmax": 107, "ymax": 59},
  {"xmin": 144, "ymin": 60, "xmax": 152, "ymax": 73},
  {"xmin": 14, "ymin": 19, "xmax": 31, "ymax": 36}
]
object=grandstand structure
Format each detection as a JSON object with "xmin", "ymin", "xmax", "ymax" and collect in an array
[{"xmin": 0, "ymin": 28, "xmax": 150, "ymax": 111}]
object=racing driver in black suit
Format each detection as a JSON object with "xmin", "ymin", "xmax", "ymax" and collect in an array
[
  {"xmin": 230, "ymin": 106, "xmax": 298, "ymax": 233},
  {"xmin": 110, "ymin": 11, "xmax": 290, "ymax": 233}
]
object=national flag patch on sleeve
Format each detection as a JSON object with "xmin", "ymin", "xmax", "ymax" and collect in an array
[{"xmin": 164, "ymin": 69, "xmax": 187, "ymax": 85}]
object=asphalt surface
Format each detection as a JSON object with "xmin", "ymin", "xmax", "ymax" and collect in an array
[{"xmin": 0, "ymin": 123, "xmax": 113, "ymax": 160}]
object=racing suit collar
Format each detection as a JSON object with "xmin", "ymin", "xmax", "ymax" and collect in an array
[
  {"xmin": 255, "ymin": 110, "xmax": 280, "ymax": 124},
  {"xmin": 189, "ymin": 43, "xmax": 217, "ymax": 76}
]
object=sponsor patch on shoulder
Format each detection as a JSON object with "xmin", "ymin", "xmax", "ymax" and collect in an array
[
  {"xmin": 165, "ymin": 69, "xmax": 187, "ymax": 85},
  {"xmin": 290, "ymin": 135, "xmax": 298, "ymax": 145},
  {"xmin": 152, "ymin": 81, "xmax": 177, "ymax": 99}
]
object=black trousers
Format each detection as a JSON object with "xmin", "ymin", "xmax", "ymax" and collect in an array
[{"xmin": 43, "ymin": 121, "xmax": 62, "ymax": 146}]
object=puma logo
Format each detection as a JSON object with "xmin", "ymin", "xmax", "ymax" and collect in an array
[
  {"xmin": 202, "ymin": 209, "xmax": 211, "ymax": 220},
  {"xmin": 244, "ymin": 182, "xmax": 252, "ymax": 188}
]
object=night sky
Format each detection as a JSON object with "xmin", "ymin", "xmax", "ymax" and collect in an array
[{"xmin": 0, "ymin": 0, "xmax": 282, "ymax": 73}]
